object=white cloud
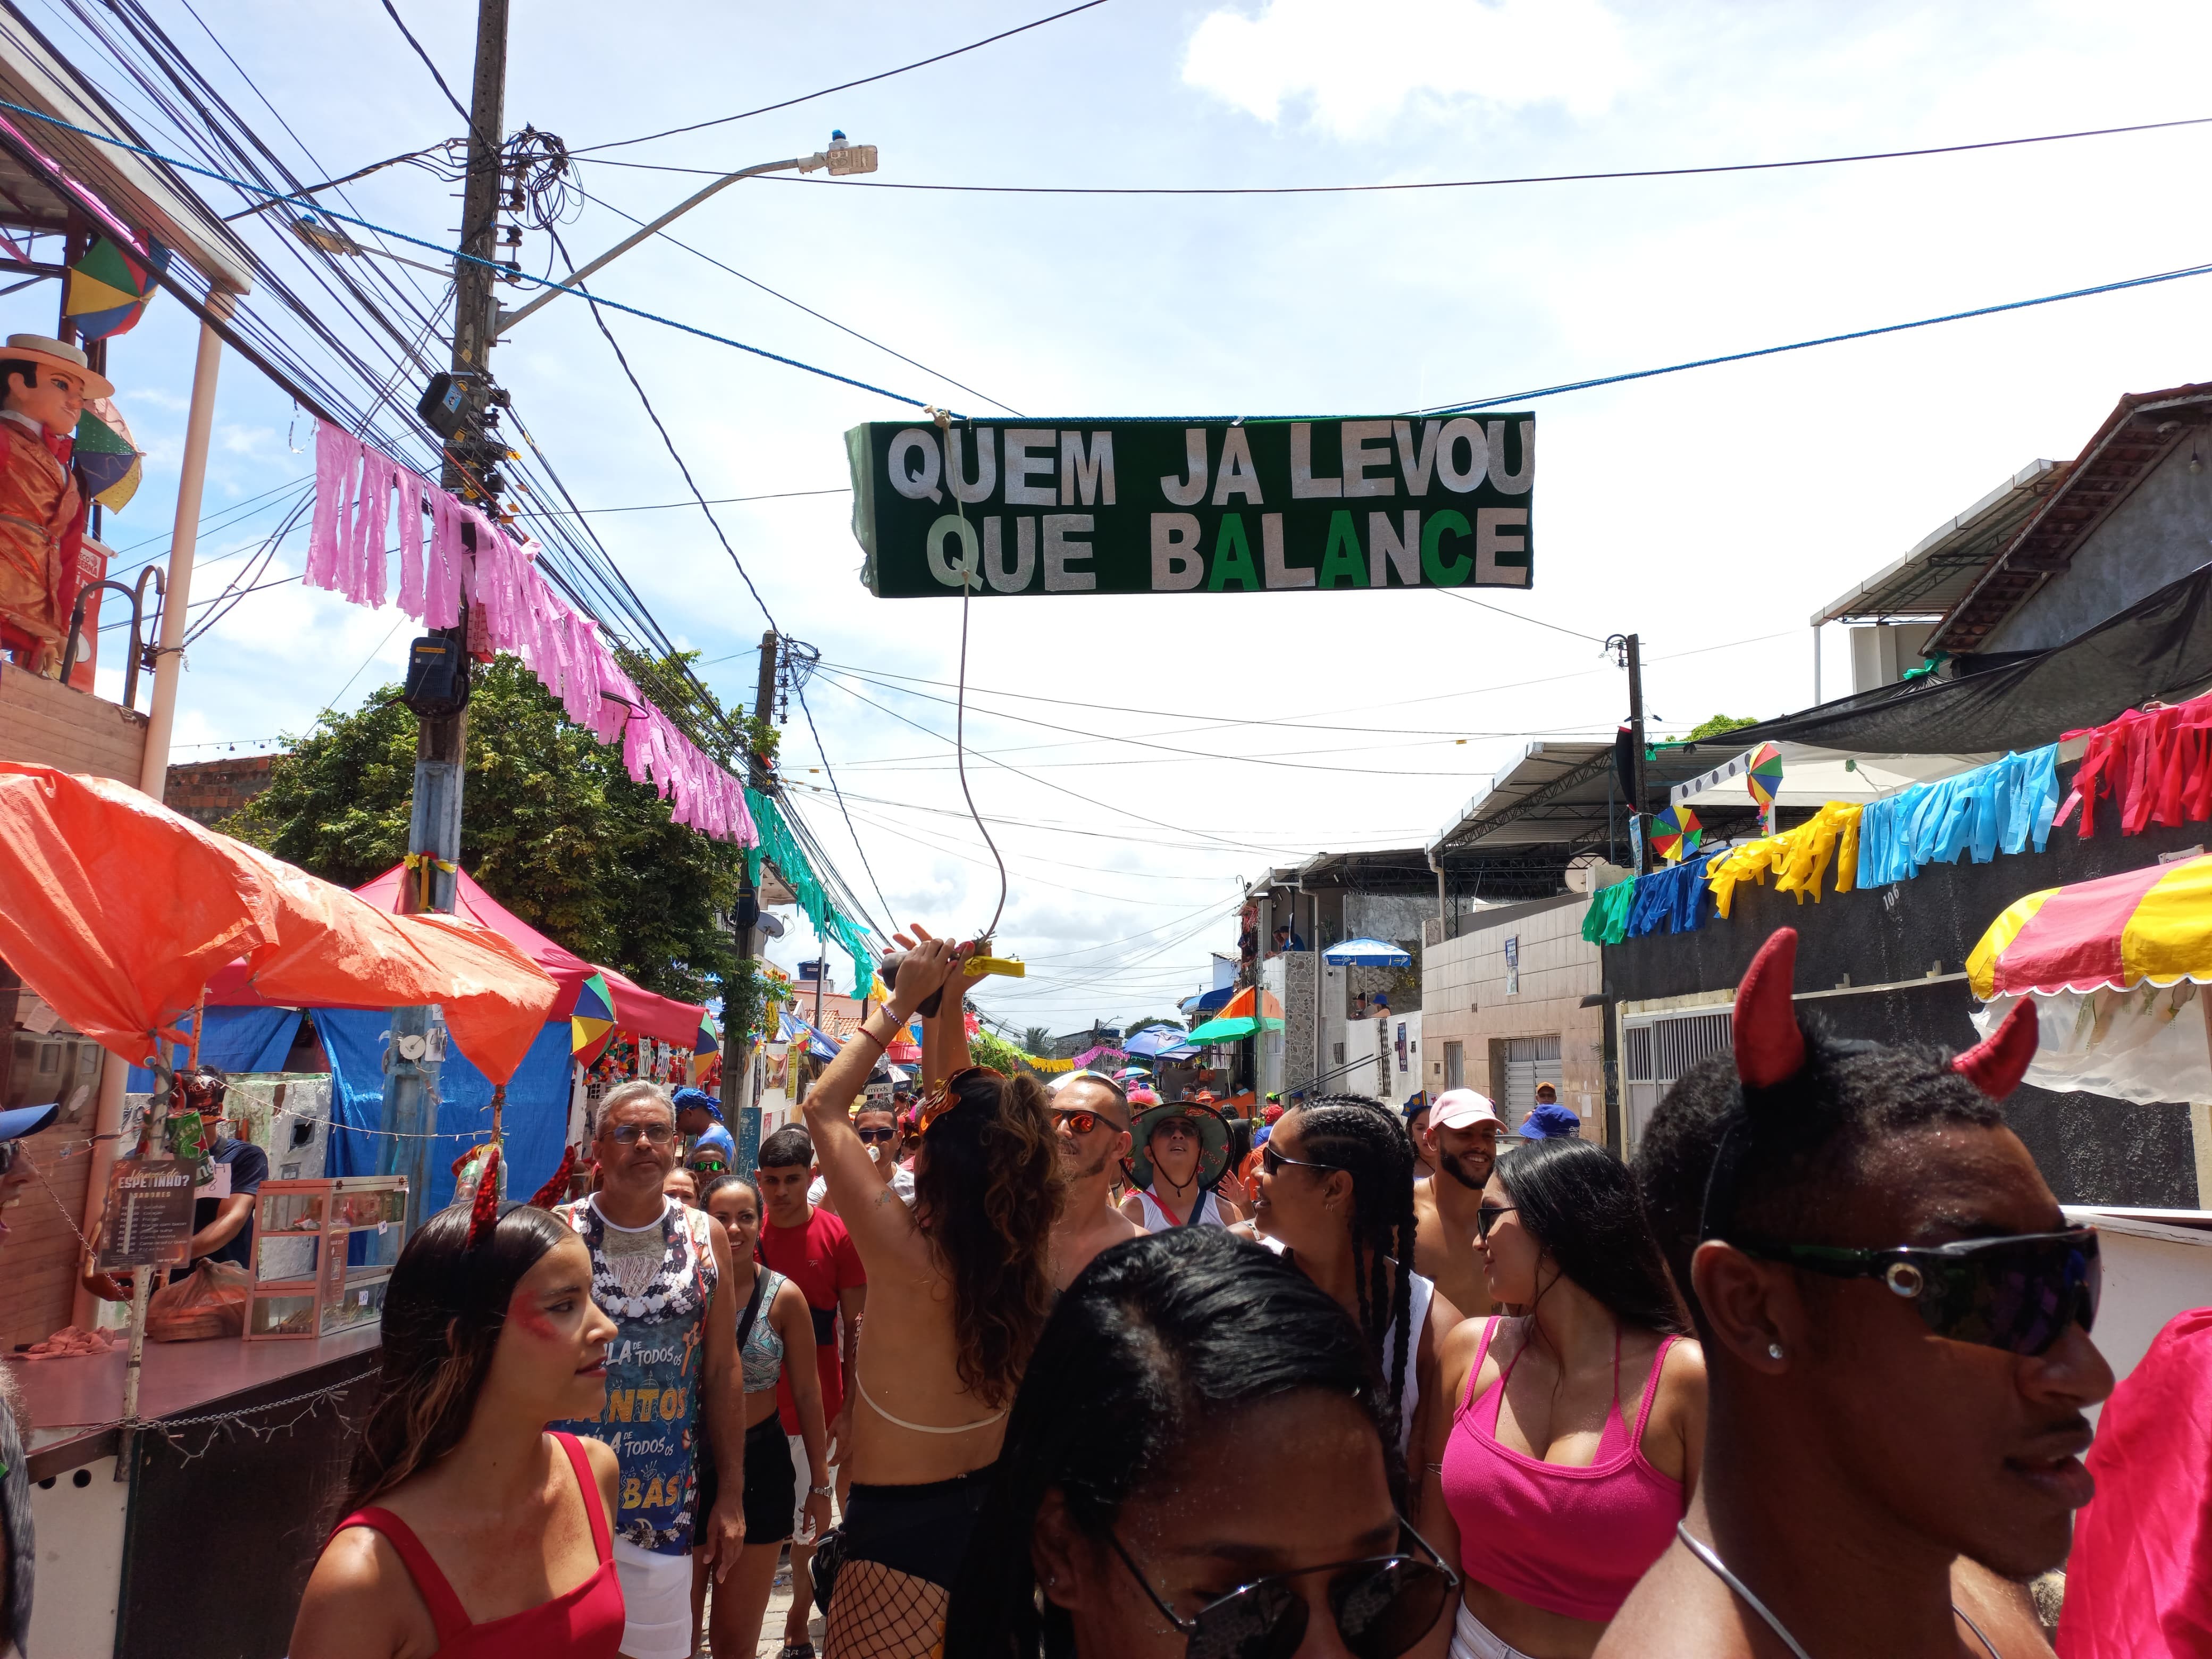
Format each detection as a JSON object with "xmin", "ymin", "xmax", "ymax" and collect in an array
[{"xmin": 1183, "ymin": 0, "xmax": 1633, "ymax": 138}]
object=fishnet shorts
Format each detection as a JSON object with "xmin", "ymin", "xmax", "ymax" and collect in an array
[
  {"xmin": 823, "ymin": 1559, "xmax": 947, "ymax": 1659},
  {"xmin": 819, "ymin": 1465, "xmax": 997, "ymax": 1659}
]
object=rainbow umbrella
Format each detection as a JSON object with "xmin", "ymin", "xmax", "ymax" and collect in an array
[
  {"xmin": 688, "ymin": 1011, "xmax": 719, "ymax": 1083},
  {"xmin": 571, "ymin": 969, "xmax": 616, "ymax": 1064},
  {"xmin": 1187, "ymin": 985, "xmax": 1286, "ymax": 1043},
  {"xmin": 1746, "ymin": 743, "xmax": 1784, "ymax": 811},
  {"xmin": 62, "ymin": 234, "xmax": 168, "ymax": 342},
  {"xmin": 1652, "ymin": 805, "xmax": 1703, "ymax": 864},
  {"xmin": 73, "ymin": 399, "xmax": 141, "ymax": 514}
]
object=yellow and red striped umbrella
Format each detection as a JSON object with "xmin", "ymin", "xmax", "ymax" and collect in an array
[{"xmin": 1967, "ymin": 854, "xmax": 2212, "ymax": 1000}]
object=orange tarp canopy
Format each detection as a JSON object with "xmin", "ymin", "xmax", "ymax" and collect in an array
[{"xmin": 0, "ymin": 764, "xmax": 558, "ymax": 1081}]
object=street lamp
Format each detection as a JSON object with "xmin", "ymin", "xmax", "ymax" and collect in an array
[{"xmin": 493, "ymin": 130, "xmax": 878, "ymax": 336}]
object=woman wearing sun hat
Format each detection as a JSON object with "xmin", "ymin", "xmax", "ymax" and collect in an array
[{"xmin": 1119, "ymin": 1097, "xmax": 1243, "ymax": 1231}]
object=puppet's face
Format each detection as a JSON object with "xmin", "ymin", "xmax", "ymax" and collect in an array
[{"xmin": 4, "ymin": 364, "xmax": 83, "ymax": 436}]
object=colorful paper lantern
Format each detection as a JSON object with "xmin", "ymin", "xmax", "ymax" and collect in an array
[
  {"xmin": 571, "ymin": 970, "xmax": 615, "ymax": 1065},
  {"xmin": 73, "ymin": 399, "xmax": 141, "ymax": 514},
  {"xmin": 1652, "ymin": 805, "xmax": 1703, "ymax": 864},
  {"xmin": 62, "ymin": 235, "xmax": 168, "ymax": 342}
]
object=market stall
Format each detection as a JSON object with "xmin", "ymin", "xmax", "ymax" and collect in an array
[{"xmin": 0, "ymin": 762, "xmax": 557, "ymax": 1657}]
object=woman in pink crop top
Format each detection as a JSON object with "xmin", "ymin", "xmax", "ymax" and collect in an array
[
  {"xmin": 291, "ymin": 1201, "xmax": 627, "ymax": 1659},
  {"xmin": 1419, "ymin": 1138, "xmax": 1705, "ymax": 1659}
]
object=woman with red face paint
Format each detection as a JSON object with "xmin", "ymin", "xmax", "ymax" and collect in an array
[
  {"xmin": 291, "ymin": 1201, "xmax": 625, "ymax": 1659},
  {"xmin": 1599, "ymin": 928, "xmax": 2114, "ymax": 1659}
]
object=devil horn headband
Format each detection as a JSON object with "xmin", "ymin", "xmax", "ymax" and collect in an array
[{"xmin": 1732, "ymin": 926, "xmax": 2035, "ymax": 1099}]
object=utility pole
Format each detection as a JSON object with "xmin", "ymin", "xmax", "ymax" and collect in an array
[
  {"xmin": 723, "ymin": 630, "xmax": 778, "ymax": 1173},
  {"xmin": 1608, "ymin": 632, "xmax": 1650, "ymax": 875},
  {"xmin": 381, "ymin": 0, "xmax": 509, "ymax": 1231}
]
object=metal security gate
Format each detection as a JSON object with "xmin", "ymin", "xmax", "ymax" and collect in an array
[
  {"xmin": 1500, "ymin": 1034, "xmax": 1562, "ymax": 1130},
  {"xmin": 1621, "ymin": 1008, "xmax": 1732, "ymax": 1157}
]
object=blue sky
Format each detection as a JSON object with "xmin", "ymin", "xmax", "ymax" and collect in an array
[{"xmin": 43, "ymin": 0, "xmax": 2212, "ymax": 1033}]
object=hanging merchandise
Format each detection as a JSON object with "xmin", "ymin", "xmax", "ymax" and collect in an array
[
  {"xmin": 2058, "ymin": 690, "xmax": 2212, "ymax": 841},
  {"xmin": 73, "ymin": 398, "xmax": 141, "ymax": 513},
  {"xmin": 1746, "ymin": 742, "xmax": 1784, "ymax": 832},
  {"xmin": 1580, "ymin": 877, "xmax": 1636, "ymax": 946},
  {"xmin": 689, "ymin": 1012, "xmax": 719, "ymax": 1084},
  {"xmin": 1704, "ymin": 801, "xmax": 1862, "ymax": 918},
  {"xmin": 62, "ymin": 234, "xmax": 168, "ymax": 341},
  {"xmin": 304, "ymin": 419, "xmax": 758, "ymax": 847},
  {"xmin": 1624, "ymin": 852, "xmax": 1716, "ymax": 938},
  {"xmin": 1650, "ymin": 805, "xmax": 1703, "ymax": 865},
  {"xmin": 1855, "ymin": 745, "xmax": 2062, "ymax": 888},
  {"xmin": 571, "ymin": 970, "xmax": 615, "ymax": 1065}
]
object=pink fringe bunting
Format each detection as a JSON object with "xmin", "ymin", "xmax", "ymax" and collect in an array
[{"xmin": 300, "ymin": 420, "xmax": 757, "ymax": 848}]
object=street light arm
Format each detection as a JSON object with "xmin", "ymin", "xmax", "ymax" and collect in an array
[{"xmin": 495, "ymin": 155, "xmax": 809, "ymax": 334}]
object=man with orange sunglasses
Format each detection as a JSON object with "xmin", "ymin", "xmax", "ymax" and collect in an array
[{"xmin": 1047, "ymin": 1072, "xmax": 1144, "ymax": 1291}]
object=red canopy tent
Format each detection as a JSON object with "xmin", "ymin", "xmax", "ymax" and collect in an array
[{"xmin": 206, "ymin": 865, "xmax": 706, "ymax": 1049}]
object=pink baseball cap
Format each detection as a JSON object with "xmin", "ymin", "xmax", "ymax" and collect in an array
[{"xmin": 1429, "ymin": 1088, "xmax": 1503, "ymax": 1130}]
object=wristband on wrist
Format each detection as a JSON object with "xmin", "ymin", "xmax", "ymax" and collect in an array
[{"xmin": 854, "ymin": 1019, "xmax": 886, "ymax": 1054}]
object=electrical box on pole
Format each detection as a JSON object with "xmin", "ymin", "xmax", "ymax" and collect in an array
[{"xmin": 381, "ymin": 0, "xmax": 509, "ymax": 1231}]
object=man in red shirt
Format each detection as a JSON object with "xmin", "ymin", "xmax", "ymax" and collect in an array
[{"xmin": 756, "ymin": 1124, "xmax": 865, "ymax": 1659}]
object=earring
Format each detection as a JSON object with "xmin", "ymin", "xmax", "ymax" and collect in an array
[{"xmin": 1767, "ymin": 1342, "xmax": 1783, "ymax": 1360}]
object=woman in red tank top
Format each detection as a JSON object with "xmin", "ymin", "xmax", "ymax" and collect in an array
[
  {"xmin": 1419, "ymin": 1137, "xmax": 1705, "ymax": 1659},
  {"xmin": 290, "ymin": 1201, "xmax": 627, "ymax": 1659}
]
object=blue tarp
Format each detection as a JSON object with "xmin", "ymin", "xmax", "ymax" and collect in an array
[
  {"xmin": 318, "ymin": 1010, "xmax": 574, "ymax": 1214},
  {"xmin": 127, "ymin": 1006, "xmax": 303, "ymax": 1092},
  {"xmin": 1189, "ymin": 986, "xmax": 1235, "ymax": 1015}
]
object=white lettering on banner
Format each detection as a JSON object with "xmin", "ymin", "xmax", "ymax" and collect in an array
[
  {"xmin": 1260, "ymin": 513, "xmax": 1311, "ymax": 588},
  {"xmin": 1004, "ymin": 430, "xmax": 1058, "ymax": 505},
  {"xmin": 1060, "ymin": 432, "xmax": 1116, "ymax": 506},
  {"xmin": 946, "ymin": 427, "xmax": 996, "ymax": 504},
  {"xmin": 1212, "ymin": 428, "xmax": 1263, "ymax": 506},
  {"xmin": 887, "ymin": 429, "xmax": 942, "ymax": 502},
  {"xmin": 1151, "ymin": 513, "xmax": 1202, "ymax": 590},
  {"xmin": 1341, "ymin": 421, "xmax": 1395, "ymax": 498},
  {"xmin": 1477, "ymin": 508, "xmax": 1529, "ymax": 586},
  {"xmin": 606, "ymin": 1428, "xmax": 679, "ymax": 1459},
  {"xmin": 1042, "ymin": 515, "xmax": 1096, "ymax": 591},
  {"xmin": 1289, "ymin": 423, "xmax": 1342, "ymax": 499},
  {"xmin": 1393, "ymin": 420, "xmax": 1441, "ymax": 496},
  {"xmin": 984, "ymin": 517, "xmax": 1036, "ymax": 592},
  {"xmin": 926, "ymin": 515, "xmax": 981, "ymax": 587},
  {"xmin": 1369, "ymin": 512, "xmax": 1420, "ymax": 587},
  {"xmin": 1487, "ymin": 420, "xmax": 1534, "ymax": 494},
  {"xmin": 1160, "ymin": 428, "xmax": 1208, "ymax": 507},
  {"xmin": 613, "ymin": 1339, "xmax": 684, "ymax": 1367},
  {"xmin": 1436, "ymin": 419, "xmax": 1488, "ymax": 493}
]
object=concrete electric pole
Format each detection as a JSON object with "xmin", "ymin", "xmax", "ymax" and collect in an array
[
  {"xmin": 722, "ymin": 630, "xmax": 779, "ymax": 1173},
  {"xmin": 380, "ymin": 0, "xmax": 509, "ymax": 1230}
]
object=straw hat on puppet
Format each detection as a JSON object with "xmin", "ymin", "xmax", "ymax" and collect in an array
[{"xmin": 2, "ymin": 333, "xmax": 113, "ymax": 399}]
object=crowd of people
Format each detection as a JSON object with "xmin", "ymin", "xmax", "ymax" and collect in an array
[{"xmin": 284, "ymin": 924, "xmax": 2115, "ymax": 1659}]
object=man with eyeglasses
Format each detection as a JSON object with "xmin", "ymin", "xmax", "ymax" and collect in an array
[
  {"xmin": 552, "ymin": 1080, "xmax": 748, "ymax": 1659},
  {"xmin": 1048, "ymin": 1073, "xmax": 1144, "ymax": 1290}
]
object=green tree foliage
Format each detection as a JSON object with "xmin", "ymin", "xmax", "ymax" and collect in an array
[
  {"xmin": 223, "ymin": 657, "xmax": 746, "ymax": 1002},
  {"xmin": 1122, "ymin": 1016, "xmax": 1186, "ymax": 1037},
  {"xmin": 968, "ymin": 1026, "xmax": 1034, "ymax": 1074},
  {"xmin": 1688, "ymin": 713, "xmax": 1758, "ymax": 740},
  {"xmin": 1021, "ymin": 1025, "xmax": 1052, "ymax": 1057}
]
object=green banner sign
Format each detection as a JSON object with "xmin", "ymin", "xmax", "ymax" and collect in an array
[{"xmin": 845, "ymin": 417, "xmax": 1532, "ymax": 598}]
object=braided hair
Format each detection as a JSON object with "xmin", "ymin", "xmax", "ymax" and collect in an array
[{"xmin": 1286, "ymin": 1094, "xmax": 1418, "ymax": 1440}]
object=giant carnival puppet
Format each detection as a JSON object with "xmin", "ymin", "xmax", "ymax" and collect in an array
[{"xmin": 0, "ymin": 333, "xmax": 106, "ymax": 676}]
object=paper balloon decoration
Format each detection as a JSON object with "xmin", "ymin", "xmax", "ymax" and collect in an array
[
  {"xmin": 63, "ymin": 235, "xmax": 168, "ymax": 342},
  {"xmin": 74, "ymin": 399, "xmax": 142, "ymax": 514},
  {"xmin": 1746, "ymin": 742, "xmax": 1784, "ymax": 810},
  {"xmin": 1652, "ymin": 805, "xmax": 1703, "ymax": 864},
  {"xmin": 689, "ymin": 1011, "xmax": 719, "ymax": 1083},
  {"xmin": 571, "ymin": 970, "xmax": 616, "ymax": 1064}
]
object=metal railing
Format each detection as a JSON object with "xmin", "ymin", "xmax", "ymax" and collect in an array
[{"xmin": 57, "ymin": 565, "xmax": 161, "ymax": 711}]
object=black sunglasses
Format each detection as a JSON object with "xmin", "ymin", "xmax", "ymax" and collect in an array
[
  {"xmin": 1742, "ymin": 1227, "xmax": 2099, "ymax": 1357},
  {"xmin": 1474, "ymin": 1202, "xmax": 1517, "ymax": 1243},
  {"xmin": 1107, "ymin": 1520, "xmax": 1455, "ymax": 1659},
  {"xmin": 1260, "ymin": 1143, "xmax": 1339, "ymax": 1178},
  {"xmin": 857, "ymin": 1127, "xmax": 898, "ymax": 1144}
]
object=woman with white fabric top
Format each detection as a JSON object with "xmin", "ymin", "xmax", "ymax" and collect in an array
[{"xmin": 691, "ymin": 1171, "xmax": 832, "ymax": 1658}]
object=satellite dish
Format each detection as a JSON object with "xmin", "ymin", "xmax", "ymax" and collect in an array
[{"xmin": 758, "ymin": 912, "xmax": 786, "ymax": 939}]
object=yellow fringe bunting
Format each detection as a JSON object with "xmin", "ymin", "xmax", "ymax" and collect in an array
[{"xmin": 1705, "ymin": 802, "xmax": 1864, "ymax": 918}]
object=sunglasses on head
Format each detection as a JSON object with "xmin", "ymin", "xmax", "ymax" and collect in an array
[
  {"xmin": 1107, "ymin": 1519, "xmax": 1456, "ymax": 1659},
  {"xmin": 1743, "ymin": 1226, "xmax": 2099, "ymax": 1358},
  {"xmin": 916, "ymin": 1065, "xmax": 1005, "ymax": 1136}
]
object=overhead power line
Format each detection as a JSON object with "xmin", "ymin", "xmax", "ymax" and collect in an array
[
  {"xmin": 745, "ymin": 112, "xmax": 2212, "ymax": 196},
  {"xmin": 573, "ymin": 0, "xmax": 1113, "ymax": 155}
]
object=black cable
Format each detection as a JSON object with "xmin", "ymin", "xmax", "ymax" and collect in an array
[
  {"xmin": 792, "ymin": 685, "xmax": 899, "ymax": 934},
  {"xmin": 375, "ymin": 0, "xmax": 475, "ymax": 137},
  {"xmin": 574, "ymin": 0, "xmax": 1113, "ymax": 155}
]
